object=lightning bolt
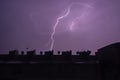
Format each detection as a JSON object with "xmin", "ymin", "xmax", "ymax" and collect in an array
[
  {"xmin": 50, "ymin": 3, "xmax": 93, "ymax": 50},
  {"xmin": 50, "ymin": 5, "xmax": 71, "ymax": 50}
]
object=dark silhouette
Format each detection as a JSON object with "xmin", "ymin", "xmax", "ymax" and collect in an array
[
  {"xmin": 9, "ymin": 50, "xmax": 19, "ymax": 56},
  {"xmin": 0, "ymin": 42, "xmax": 120, "ymax": 80},
  {"xmin": 27, "ymin": 50, "xmax": 36, "ymax": 56},
  {"xmin": 21, "ymin": 51, "xmax": 24, "ymax": 55},
  {"xmin": 61, "ymin": 50, "xmax": 72, "ymax": 56},
  {"xmin": 57, "ymin": 51, "xmax": 61, "ymax": 55},
  {"xmin": 76, "ymin": 50, "xmax": 91, "ymax": 56},
  {"xmin": 45, "ymin": 50, "xmax": 54, "ymax": 55},
  {"xmin": 40, "ymin": 51, "xmax": 43, "ymax": 55},
  {"xmin": 96, "ymin": 42, "xmax": 120, "ymax": 80}
]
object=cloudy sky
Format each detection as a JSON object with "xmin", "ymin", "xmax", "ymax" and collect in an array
[{"xmin": 0, "ymin": 0, "xmax": 120, "ymax": 54}]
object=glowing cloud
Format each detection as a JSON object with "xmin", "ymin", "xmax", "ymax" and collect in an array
[{"xmin": 50, "ymin": 2, "xmax": 93, "ymax": 50}]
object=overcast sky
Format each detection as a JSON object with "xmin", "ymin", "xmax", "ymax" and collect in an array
[{"xmin": 0, "ymin": 0, "xmax": 120, "ymax": 54}]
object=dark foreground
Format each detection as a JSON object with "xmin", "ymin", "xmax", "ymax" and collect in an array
[
  {"xmin": 0, "ymin": 62, "xmax": 100, "ymax": 80},
  {"xmin": 0, "ymin": 42, "xmax": 120, "ymax": 80}
]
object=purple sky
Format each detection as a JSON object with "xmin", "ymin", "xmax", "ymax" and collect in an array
[{"xmin": 0, "ymin": 0, "xmax": 120, "ymax": 54}]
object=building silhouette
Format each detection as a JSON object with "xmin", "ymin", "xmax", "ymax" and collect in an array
[
  {"xmin": 0, "ymin": 42, "xmax": 120, "ymax": 80},
  {"xmin": 96, "ymin": 42, "xmax": 120, "ymax": 80}
]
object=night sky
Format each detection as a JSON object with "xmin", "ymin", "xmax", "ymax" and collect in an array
[{"xmin": 0, "ymin": 0, "xmax": 120, "ymax": 54}]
